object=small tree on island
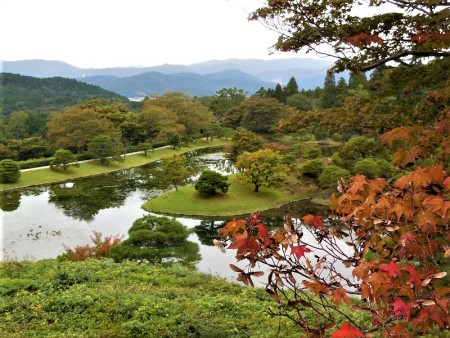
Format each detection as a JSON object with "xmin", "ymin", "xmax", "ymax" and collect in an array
[
  {"xmin": 235, "ymin": 149, "xmax": 290, "ymax": 192},
  {"xmin": 0, "ymin": 159, "xmax": 21, "ymax": 183},
  {"xmin": 194, "ymin": 170, "xmax": 230, "ymax": 197},
  {"xmin": 51, "ymin": 149, "xmax": 79, "ymax": 171}
]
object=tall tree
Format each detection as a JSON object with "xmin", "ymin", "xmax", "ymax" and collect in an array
[
  {"xmin": 284, "ymin": 76, "xmax": 299, "ymax": 97},
  {"xmin": 320, "ymin": 72, "xmax": 338, "ymax": 109},
  {"xmin": 159, "ymin": 155, "xmax": 191, "ymax": 191},
  {"xmin": 206, "ymin": 87, "xmax": 247, "ymax": 120},
  {"xmin": 151, "ymin": 92, "xmax": 214, "ymax": 138},
  {"xmin": 47, "ymin": 105, "xmax": 120, "ymax": 153},
  {"xmin": 87, "ymin": 134, "xmax": 123, "ymax": 164},
  {"xmin": 239, "ymin": 97, "xmax": 291, "ymax": 133},
  {"xmin": 225, "ymin": 127, "xmax": 264, "ymax": 163}
]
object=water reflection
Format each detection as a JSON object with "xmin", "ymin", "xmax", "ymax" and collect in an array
[
  {"xmin": 1, "ymin": 148, "xmax": 333, "ymax": 282},
  {"xmin": 48, "ymin": 171, "xmax": 138, "ymax": 222},
  {"xmin": 0, "ymin": 190, "xmax": 21, "ymax": 211}
]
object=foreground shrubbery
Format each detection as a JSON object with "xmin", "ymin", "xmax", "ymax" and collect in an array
[{"xmin": 0, "ymin": 259, "xmax": 301, "ymax": 337}]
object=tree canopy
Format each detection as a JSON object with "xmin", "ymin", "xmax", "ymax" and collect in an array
[{"xmin": 249, "ymin": 0, "xmax": 450, "ymax": 72}]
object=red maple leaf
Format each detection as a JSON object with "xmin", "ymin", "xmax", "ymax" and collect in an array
[
  {"xmin": 256, "ymin": 224, "xmax": 271, "ymax": 247},
  {"xmin": 332, "ymin": 321, "xmax": 364, "ymax": 338},
  {"xmin": 402, "ymin": 265, "xmax": 422, "ymax": 288},
  {"xmin": 393, "ymin": 297, "xmax": 413, "ymax": 320},
  {"xmin": 290, "ymin": 245, "xmax": 312, "ymax": 259},
  {"xmin": 379, "ymin": 260, "xmax": 401, "ymax": 278}
]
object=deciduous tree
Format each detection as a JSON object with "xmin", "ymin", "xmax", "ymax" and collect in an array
[
  {"xmin": 225, "ymin": 127, "xmax": 264, "ymax": 163},
  {"xmin": 159, "ymin": 154, "xmax": 191, "ymax": 190},
  {"xmin": 235, "ymin": 149, "xmax": 290, "ymax": 192},
  {"xmin": 87, "ymin": 134, "xmax": 123, "ymax": 164},
  {"xmin": 249, "ymin": 0, "xmax": 450, "ymax": 72}
]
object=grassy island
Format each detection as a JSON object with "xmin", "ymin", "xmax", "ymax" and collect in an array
[{"xmin": 142, "ymin": 174, "xmax": 312, "ymax": 217}]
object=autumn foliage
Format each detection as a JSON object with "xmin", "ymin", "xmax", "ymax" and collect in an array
[
  {"xmin": 218, "ymin": 107, "xmax": 449, "ymax": 336},
  {"xmin": 60, "ymin": 231, "xmax": 123, "ymax": 262}
]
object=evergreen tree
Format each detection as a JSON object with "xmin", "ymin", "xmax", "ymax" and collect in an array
[
  {"xmin": 284, "ymin": 76, "xmax": 299, "ymax": 97},
  {"xmin": 320, "ymin": 72, "xmax": 338, "ymax": 109},
  {"xmin": 273, "ymin": 83, "xmax": 285, "ymax": 103}
]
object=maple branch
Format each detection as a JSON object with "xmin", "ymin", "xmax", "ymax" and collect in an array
[{"xmin": 357, "ymin": 51, "xmax": 450, "ymax": 72}]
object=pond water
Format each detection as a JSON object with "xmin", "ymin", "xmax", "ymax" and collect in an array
[{"xmin": 0, "ymin": 148, "xmax": 336, "ymax": 282}]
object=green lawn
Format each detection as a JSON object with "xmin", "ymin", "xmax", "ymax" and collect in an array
[
  {"xmin": 0, "ymin": 139, "xmax": 229, "ymax": 191},
  {"xmin": 142, "ymin": 174, "xmax": 310, "ymax": 217}
]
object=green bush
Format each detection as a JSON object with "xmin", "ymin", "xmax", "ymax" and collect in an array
[
  {"xmin": 18, "ymin": 157, "xmax": 53, "ymax": 169},
  {"xmin": 305, "ymin": 147, "xmax": 321, "ymax": 159},
  {"xmin": 0, "ymin": 159, "xmax": 21, "ymax": 183},
  {"xmin": 318, "ymin": 165, "xmax": 351, "ymax": 188},
  {"xmin": 110, "ymin": 215, "xmax": 200, "ymax": 264},
  {"xmin": 353, "ymin": 157, "xmax": 395, "ymax": 179},
  {"xmin": 331, "ymin": 133, "xmax": 344, "ymax": 142},
  {"xmin": 194, "ymin": 170, "xmax": 230, "ymax": 196},
  {"xmin": 353, "ymin": 157, "xmax": 381, "ymax": 178},
  {"xmin": 301, "ymin": 159, "xmax": 323, "ymax": 178}
]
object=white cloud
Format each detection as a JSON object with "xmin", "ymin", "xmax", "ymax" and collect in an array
[{"xmin": 1, "ymin": 0, "xmax": 306, "ymax": 68}]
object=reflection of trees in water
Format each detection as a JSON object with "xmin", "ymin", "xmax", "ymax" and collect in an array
[
  {"xmin": 0, "ymin": 190, "xmax": 21, "ymax": 212},
  {"xmin": 193, "ymin": 200, "xmax": 331, "ymax": 247},
  {"xmin": 194, "ymin": 219, "xmax": 227, "ymax": 246},
  {"xmin": 48, "ymin": 171, "xmax": 137, "ymax": 222}
]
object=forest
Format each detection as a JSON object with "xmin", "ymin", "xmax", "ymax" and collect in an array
[{"xmin": 1, "ymin": 0, "xmax": 449, "ymax": 337}]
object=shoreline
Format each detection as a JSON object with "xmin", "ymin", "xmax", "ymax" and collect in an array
[{"xmin": 0, "ymin": 139, "xmax": 229, "ymax": 192}]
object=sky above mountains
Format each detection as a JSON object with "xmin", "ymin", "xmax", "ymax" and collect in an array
[{"xmin": 2, "ymin": 0, "xmax": 324, "ymax": 69}]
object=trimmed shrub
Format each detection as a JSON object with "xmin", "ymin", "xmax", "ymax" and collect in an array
[
  {"xmin": 110, "ymin": 215, "xmax": 200, "ymax": 265},
  {"xmin": 301, "ymin": 159, "xmax": 323, "ymax": 178},
  {"xmin": 0, "ymin": 159, "xmax": 21, "ymax": 183},
  {"xmin": 194, "ymin": 170, "xmax": 230, "ymax": 197},
  {"xmin": 318, "ymin": 165, "xmax": 350, "ymax": 188},
  {"xmin": 353, "ymin": 157, "xmax": 381, "ymax": 178},
  {"xmin": 353, "ymin": 157, "xmax": 396, "ymax": 179}
]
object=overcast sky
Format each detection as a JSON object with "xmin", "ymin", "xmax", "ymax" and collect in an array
[{"xmin": 1, "ymin": 0, "xmax": 316, "ymax": 69}]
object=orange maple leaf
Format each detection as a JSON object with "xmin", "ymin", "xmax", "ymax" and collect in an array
[
  {"xmin": 331, "ymin": 321, "xmax": 364, "ymax": 338},
  {"xmin": 302, "ymin": 214, "xmax": 323, "ymax": 229},
  {"xmin": 220, "ymin": 218, "xmax": 246, "ymax": 236},
  {"xmin": 331, "ymin": 287, "xmax": 350, "ymax": 305}
]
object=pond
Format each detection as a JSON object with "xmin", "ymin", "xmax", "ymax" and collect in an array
[{"xmin": 0, "ymin": 148, "xmax": 333, "ymax": 282}]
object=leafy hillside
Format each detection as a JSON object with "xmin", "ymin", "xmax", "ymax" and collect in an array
[{"xmin": 0, "ymin": 73, "xmax": 130, "ymax": 115}]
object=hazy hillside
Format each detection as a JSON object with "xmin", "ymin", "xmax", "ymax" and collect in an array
[
  {"xmin": 0, "ymin": 73, "xmax": 130, "ymax": 115},
  {"xmin": 80, "ymin": 70, "xmax": 275, "ymax": 97},
  {"xmin": 2, "ymin": 58, "xmax": 336, "ymax": 91}
]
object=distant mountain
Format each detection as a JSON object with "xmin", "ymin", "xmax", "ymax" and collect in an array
[
  {"xmin": 0, "ymin": 73, "xmax": 130, "ymax": 115},
  {"xmin": 1, "ymin": 57, "xmax": 338, "ymax": 96},
  {"xmin": 80, "ymin": 70, "xmax": 275, "ymax": 98}
]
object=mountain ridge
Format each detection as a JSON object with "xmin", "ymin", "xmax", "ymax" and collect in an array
[{"xmin": 2, "ymin": 58, "xmax": 336, "ymax": 97}]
